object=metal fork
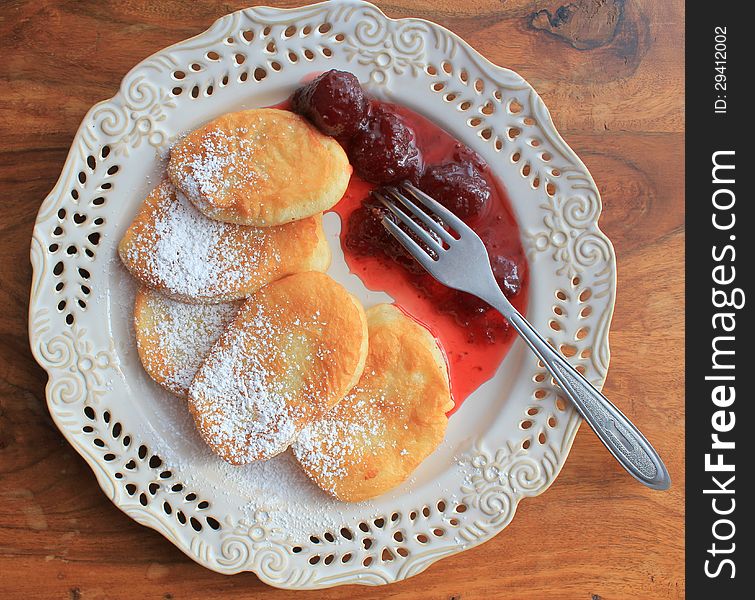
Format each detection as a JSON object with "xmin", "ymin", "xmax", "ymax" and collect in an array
[{"xmin": 375, "ymin": 181, "xmax": 670, "ymax": 491}]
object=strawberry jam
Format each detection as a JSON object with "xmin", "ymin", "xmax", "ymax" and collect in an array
[{"xmin": 291, "ymin": 72, "xmax": 529, "ymax": 413}]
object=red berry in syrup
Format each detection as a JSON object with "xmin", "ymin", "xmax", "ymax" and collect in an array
[
  {"xmin": 350, "ymin": 105, "xmax": 424, "ymax": 185},
  {"xmin": 345, "ymin": 202, "xmax": 394, "ymax": 256},
  {"xmin": 419, "ymin": 161, "xmax": 491, "ymax": 220},
  {"xmin": 291, "ymin": 70, "xmax": 368, "ymax": 140},
  {"xmin": 490, "ymin": 254, "xmax": 522, "ymax": 298},
  {"xmin": 346, "ymin": 199, "xmax": 432, "ymax": 275},
  {"xmin": 452, "ymin": 143, "xmax": 487, "ymax": 171}
]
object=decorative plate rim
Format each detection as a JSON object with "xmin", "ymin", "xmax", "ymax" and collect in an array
[{"xmin": 28, "ymin": 0, "xmax": 616, "ymax": 588}]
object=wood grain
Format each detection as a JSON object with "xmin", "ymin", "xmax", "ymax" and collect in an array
[{"xmin": 0, "ymin": 0, "xmax": 684, "ymax": 598}]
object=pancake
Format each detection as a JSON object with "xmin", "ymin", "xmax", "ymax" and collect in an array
[
  {"xmin": 118, "ymin": 179, "xmax": 331, "ymax": 303},
  {"xmin": 188, "ymin": 272, "xmax": 369, "ymax": 465},
  {"xmin": 293, "ymin": 304, "xmax": 452, "ymax": 502},
  {"xmin": 168, "ymin": 108, "xmax": 351, "ymax": 227},
  {"xmin": 133, "ymin": 286, "xmax": 241, "ymax": 397}
]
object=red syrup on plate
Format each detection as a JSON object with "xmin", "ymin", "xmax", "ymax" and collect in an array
[{"xmin": 274, "ymin": 95, "xmax": 529, "ymax": 414}]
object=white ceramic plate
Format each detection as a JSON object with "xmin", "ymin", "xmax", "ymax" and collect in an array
[{"xmin": 29, "ymin": 0, "xmax": 616, "ymax": 589}]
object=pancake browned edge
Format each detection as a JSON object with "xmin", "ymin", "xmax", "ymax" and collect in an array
[
  {"xmin": 293, "ymin": 304, "xmax": 453, "ymax": 502},
  {"xmin": 188, "ymin": 272, "xmax": 369, "ymax": 465},
  {"xmin": 168, "ymin": 108, "xmax": 351, "ymax": 227},
  {"xmin": 134, "ymin": 286, "xmax": 241, "ymax": 397},
  {"xmin": 118, "ymin": 179, "xmax": 330, "ymax": 304}
]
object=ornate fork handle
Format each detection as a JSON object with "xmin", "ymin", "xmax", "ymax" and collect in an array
[{"xmin": 486, "ymin": 292, "xmax": 671, "ymax": 490}]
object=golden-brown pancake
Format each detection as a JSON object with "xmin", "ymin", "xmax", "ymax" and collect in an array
[
  {"xmin": 168, "ymin": 109, "xmax": 351, "ymax": 227},
  {"xmin": 134, "ymin": 286, "xmax": 241, "ymax": 397},
  {"xmin": 293, "ymin": 304, "xmax": 452, "ymax": 502},
  {"xmin": 118, "ymin": 179, "xmax": 331, "ymax": 303},
  {"xmin": 188, "ymin": 272, "xmax": 369, "ymax": 465}
]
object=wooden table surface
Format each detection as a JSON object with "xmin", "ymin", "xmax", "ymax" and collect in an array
[{"xmin": 0, "ymin": 1, "xmax": 684, "ymax": 598}]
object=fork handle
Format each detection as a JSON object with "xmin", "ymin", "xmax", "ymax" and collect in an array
[{"xmin": 487, "ymin": 295, "xmax": 670, "ymax": 490}]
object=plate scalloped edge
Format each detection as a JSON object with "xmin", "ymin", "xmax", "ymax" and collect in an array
[{"xmin": 28, "ymin": 0, "xmax": 616, "ymax": 589}]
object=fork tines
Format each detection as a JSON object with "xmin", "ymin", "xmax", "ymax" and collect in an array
[{"xmin": 372, "ymin": 182, "xmax": 461, "ymax": 263}]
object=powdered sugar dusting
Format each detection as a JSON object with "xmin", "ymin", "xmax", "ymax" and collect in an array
[
  {"xmin": 213, "ymin": 451, "xmax": 356, "ymax": 534},
  {"xmin": 189, "ymin": 300, "xmax": 327, "ymax": 464},
  {"xmin": 122, "ymin": 181, "xmax": 277, "ymax": 300},
  {"xmin": 171, "ymin": 127, "xmax": 268, "ymax": 214},
  {"xmin": 136, "ymin": 292, "xmax": 240, "ymax": 395},
  {"xmin": 293, "ymin": 385, "xmax": 392, "ymax": 495}
]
